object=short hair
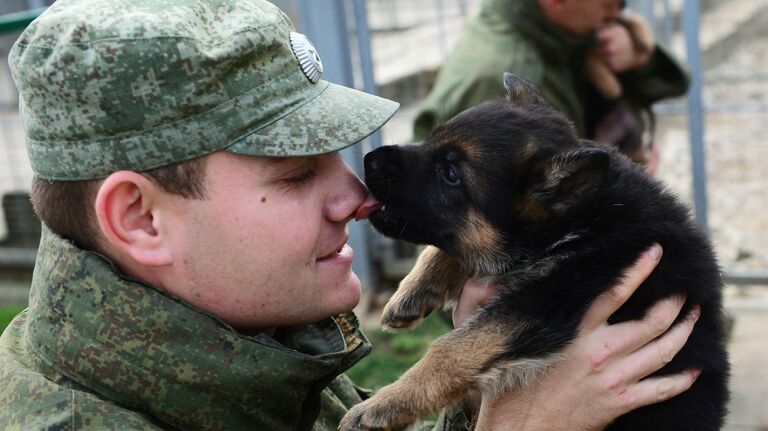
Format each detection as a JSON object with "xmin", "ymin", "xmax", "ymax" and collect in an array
[{"xmin": 30, "ymin": 157, "xmax": 207, "ymax": 252}]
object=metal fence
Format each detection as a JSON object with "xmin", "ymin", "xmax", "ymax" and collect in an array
[
  {"xmin": 0, "ymin": 0, "xmax": 766, "ymax": 287},
  {"xmin": 0, "ymin": 1, "xmax": 55, "ymax": 267}
]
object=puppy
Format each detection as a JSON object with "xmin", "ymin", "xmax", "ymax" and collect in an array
[
  {"xmin": 341, "ymin": 74, "xmax": 728, "ymax": 430},
  {"xmin": 583, "ymin": 13, "xmax": 657, "ymax": 168},
  {"xmin": 583, "ymin": 12, "xmax": 655, "ymax": 101}
]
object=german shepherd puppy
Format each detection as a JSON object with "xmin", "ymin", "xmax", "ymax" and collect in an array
[{"xmin": 341, "ymin": 74, "xmax": 728, "ymax": 430}]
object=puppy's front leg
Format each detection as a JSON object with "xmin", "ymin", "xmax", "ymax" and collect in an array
[
  {"xmin": 340, "ymin": 319, "xmax": 508, "ymax": 430},
  {"xmin": 382, "ymin": 246, "xmax": 467, "ymax": 330}
]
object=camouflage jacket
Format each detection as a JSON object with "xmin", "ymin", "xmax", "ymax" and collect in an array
[
  {"xmin": 0, "ymin": 228, "xmax": 470, "ymax": 430},
  {"xmin": 413, "ymin": 0, "xmax": 689, "ymax": 140}
]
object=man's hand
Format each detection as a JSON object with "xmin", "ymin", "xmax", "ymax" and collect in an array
[
  {"xmin": 453, "ymin": 277, "xmax": 496, "ymax": 328},
  {"xmin": 596, "ymin": 22, "xmax": 654, "ymax": 73},
  {"xmin": 454, "ymin": 244, "xmax": 701, "ymax": 431}
]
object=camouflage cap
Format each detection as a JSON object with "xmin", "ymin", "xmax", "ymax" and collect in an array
[{"xmin": 8, "ymin": 0, "xmax": 399, "ymax": 180}]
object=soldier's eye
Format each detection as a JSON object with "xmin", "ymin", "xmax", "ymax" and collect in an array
[
  {"xmin": 441, "ymin": 165, "xmax": 462, "ymax": 186},
  {"xmin": 284, "ymin": 168, "xmax": 315, "ymax": 186}
]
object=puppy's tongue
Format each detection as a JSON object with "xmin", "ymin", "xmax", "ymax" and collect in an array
[{"xmin": 355, "ymin": 194, "xmax": 383, "ymax": 221}]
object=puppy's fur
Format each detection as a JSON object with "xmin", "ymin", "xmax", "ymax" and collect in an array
[{"xmin": 340, "ymin": 74, "xmax": 728, "ymax": 431}]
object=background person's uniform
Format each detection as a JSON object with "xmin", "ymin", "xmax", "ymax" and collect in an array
[
  {"xmin": 0, "ymin": 0, "xmax": 472, "ymax": 429},
  {"xmin": 413, "ymin": 0, "xmax": 689, "ymax": 141}
]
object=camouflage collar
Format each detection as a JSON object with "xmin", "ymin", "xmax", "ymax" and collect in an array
[
  {"xmin": 480, "ymin": 0, "xmax": 592, "ymax": 59},
  {"xmin": 24, "ymin": 227, "xmax": 371, "ymax": 430}
]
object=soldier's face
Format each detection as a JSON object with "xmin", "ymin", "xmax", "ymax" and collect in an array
[
  {"xmin": 164, "ymin": 151, "xmax": 366, "ymax": 334},
  {"xmin": 550, "ymin": 0, "xmax": 623, "ymax": 35}
]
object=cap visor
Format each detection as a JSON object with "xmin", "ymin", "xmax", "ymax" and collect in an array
[{"xmin": 227, "ymin": 81, "xmax": 399, "ymax": 157}]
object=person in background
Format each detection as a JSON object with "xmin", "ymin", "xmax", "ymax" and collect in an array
[{"xmin": 414, "ymin": 0, "xmax": 689, "ymax": 173}]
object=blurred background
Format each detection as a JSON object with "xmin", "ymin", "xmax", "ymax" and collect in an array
[{"xmin": 1, "ymin": 0, "xmax": 766, "ymax": 429}]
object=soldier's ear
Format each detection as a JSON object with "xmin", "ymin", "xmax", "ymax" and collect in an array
[
  {"xmin": 503, "ymin": 73, "xmax": 548, "ymax": 105},
  {"xmin": 94, "ymin": 171, "xmax": 174, "ymax": 268}
]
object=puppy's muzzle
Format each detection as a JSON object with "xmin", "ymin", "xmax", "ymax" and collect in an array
[{"xmin": 364, "ymin": 145, "xmax": 403, "ymax": 200}]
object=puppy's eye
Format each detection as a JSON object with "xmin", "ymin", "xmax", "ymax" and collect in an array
[{"xmin": 441, "ymin": 165, "xmax": 462, "ymax": 186}]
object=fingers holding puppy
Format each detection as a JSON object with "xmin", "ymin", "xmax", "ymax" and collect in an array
[
  {"xmin": 576, "ymin": 244, "xmax": 703, "ymax": 421},
  {"xmin": 453, "ymin": 277, "xmax": 497, "ymax": 328},
  {"xmin": 609, "ymin": 305, "xmax": 701, "ymax": 400},
  {"xmin": 593, "ymin": 291, "xmax": 688, "ymax": 370}
]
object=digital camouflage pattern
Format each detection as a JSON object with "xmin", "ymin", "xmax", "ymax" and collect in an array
[
  {"xmin": 8, "ymin": 0, "xmax": 398, "ymax": 180},
  {"xmin": 0, "ymin": 227, "xmax": 372, "ymax": 430},
  {"xmin": 413, "ymin": 0, "xmax": 689, "ymax": 140},
  {"xmin": 0, "ymin": 229, "xmax": 471, "ymax": 431}
]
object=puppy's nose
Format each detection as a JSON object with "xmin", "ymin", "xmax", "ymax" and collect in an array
[
  {"xmin": 364, "ymin": 145, "xmax": 403, "ymax": 197},
  {"xmin": 364, "ymin": 144, "xmax": 401, "ymax": 175}
]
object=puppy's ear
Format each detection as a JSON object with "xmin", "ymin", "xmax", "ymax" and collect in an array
[
  {"xmin": 535, "ymin": 148, "xmax": 611, "ymax": 212},
  {"xmin": 503, "ymin": 73, "xmax": 547, "ymax": 105}
]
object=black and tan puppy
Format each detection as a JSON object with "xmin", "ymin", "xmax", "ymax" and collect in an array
[{"xmin": 340, "ymin": 74, "xmax": 728, "ymax": 430}]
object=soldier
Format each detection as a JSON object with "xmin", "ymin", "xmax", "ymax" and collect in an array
[
  {"xmin": 414, "ymin": 0, "xmax": 689, "ymax": 172},
  {"xmin": 0, "ymin": 0, "xmax": 699, "ymax": 429}
]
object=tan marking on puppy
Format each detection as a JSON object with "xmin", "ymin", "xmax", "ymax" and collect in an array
[
  {"xmin": 518, "ymin": 196, "xmax": 549, "ymax": 222},
  {"xmin": 339, "ymin": 321, "xmax": 511, "ymax": 430},
  {"xmin": 456, "ymin": 209, "xmax": 507, "ymax": 275},
  {"xmin": 456, "ymin": 139, "xmax": 483, "ymax": 162},
  {"xmin": 462, "ymin": 209, "xmax": 499, "ymax": 253},
  {"xmin": 454, "ymin": 140, "xmax": 486, "ymax": 196},
  {"xmin": 478, "ymin": 354, "xmax": 561, "ymax": 397},
  {"xmin": 382, "ymin": 246, "xmax": 467, "ymax": 330},
  {"xmin": 522, "ymin": 138, "xmax": 540, "ymax": 159}
]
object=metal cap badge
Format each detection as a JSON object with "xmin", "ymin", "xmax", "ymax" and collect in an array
[{"xmin": 290, "ymin": 32, "xmax": 323, "ymax": 83}]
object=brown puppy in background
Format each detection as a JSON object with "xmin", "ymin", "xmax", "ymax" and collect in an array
[
  {"xmin": 340, "ymin": 74, "xmax": 728, "ymax": 431},
  {"xmin": 585, "ymin": 13, "xmax": 657, "ymax": 168},
  {"xmin": 584, "ymin": 12, "xmax": 655, "ymax": 101}
]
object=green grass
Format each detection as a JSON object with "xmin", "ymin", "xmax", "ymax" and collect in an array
[
  {"xmin": 0, "ymin": 306, "xmax": 24, "ymax": 334},
  {"xmin": 347, "ymin": 314, "xmax": 451, "ymax": 390}
]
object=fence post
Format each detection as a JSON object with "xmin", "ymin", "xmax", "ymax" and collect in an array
[
  {"xmin": 295, "ymin": 0, "xmax": 379, "ymax": 290},
  {"xmin": 351, "ymin": 0, "xmax": 382, "ymax": 152},
  {"xmin": 683, "ymin": 0, "xmax": 709, "ymax": 229}
]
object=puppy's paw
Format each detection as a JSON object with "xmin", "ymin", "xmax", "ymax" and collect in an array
[
  {"xmin": 339, "ymin": 398, "xmax": 403, "ymax": 431},
  {"xmin": 381, "ymin": 294, "xmax": 438, "ymax": 330}
]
